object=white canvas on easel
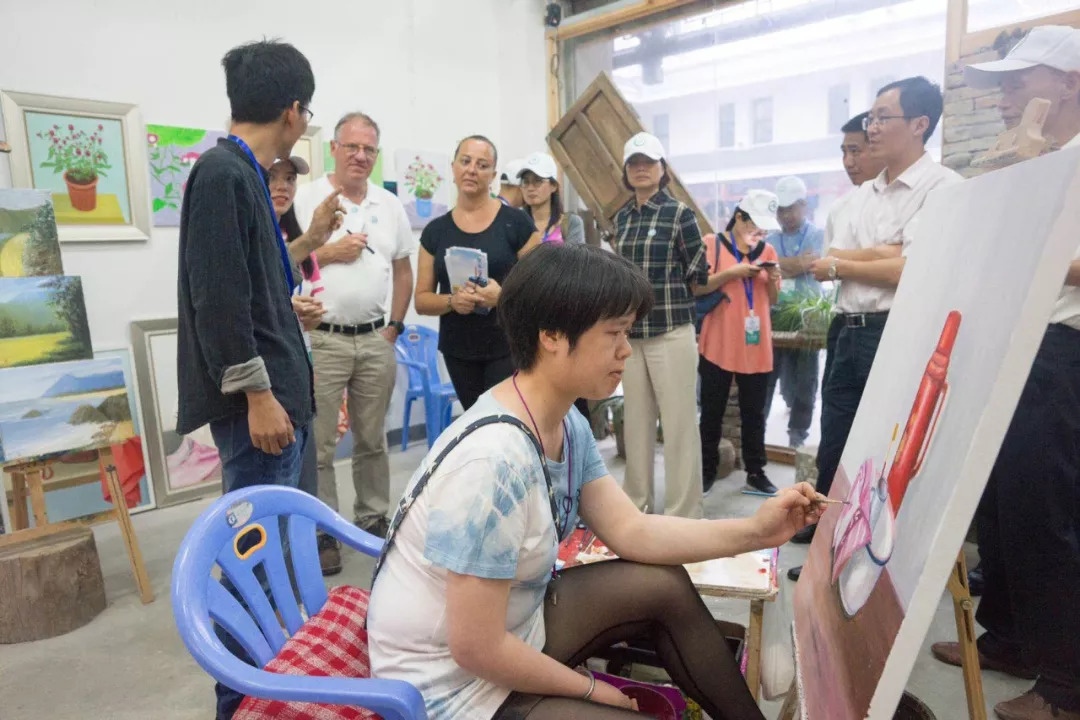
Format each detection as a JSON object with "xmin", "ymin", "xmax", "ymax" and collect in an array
[{"xmin": 793, "ymin": 146, "xmax": 1080, "ymax": 720}]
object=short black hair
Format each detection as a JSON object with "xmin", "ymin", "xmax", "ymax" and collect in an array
[
  {"xmin": 222, "ymin": 40, "xmax": 315, "ymax": 124},
  {"xmin": 725, "ymin": 208, "xmax": 751, "ymax": 232},
  {"xmin": 454, "ymin": 135, "xmax": 498, "ymax": 165},
  {"xmin": 622, "ymin": 158, "xmax": 671, "ymax": 191},
  {"xmin": 842, "ymin": 111, "xmax": 869, "ymax": 138},
  {"xmin": 499, "ymin": 244, "xmax": 653, "ymax": 371},
  {"xmin": 877, "ymin": 76, "xmax": 943, "ymax": 144}
]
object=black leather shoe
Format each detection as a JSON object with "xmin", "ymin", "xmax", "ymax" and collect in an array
[
  {"xmin": 791, "ymin": 524, "xmax": 816, "ymax": 544},
  {"xmin": 787, "ymin": 566, "xmax": 802, "ymax": 581}
]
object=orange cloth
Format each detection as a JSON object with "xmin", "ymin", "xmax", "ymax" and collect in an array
[
  {"xmin": 698, "ymin": 233, "xmax": 778, "ymax": 375},
  {"xmin": 101, "ymin": 436, "xmax": 144, "ymax": 509}
]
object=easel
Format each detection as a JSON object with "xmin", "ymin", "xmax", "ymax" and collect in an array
[
  {"xmin": 777, "ymin": 550, "xmax": 985, "ymax": 720},
  {"xmin": 2, "ymin": 447, "xmax": 154, "ymax": 604}
]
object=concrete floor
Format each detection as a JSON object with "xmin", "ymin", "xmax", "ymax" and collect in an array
[{"xmin": 0, "ymin": 436, "xmax": 1029, "ymax": 719}]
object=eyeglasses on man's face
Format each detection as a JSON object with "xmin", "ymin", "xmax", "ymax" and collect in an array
[
  {"xmin": 338, "ymin": 143, "xmax": 379, "ymax": 161},
  {"xmin": 298, "ymin": 105, "xmax": 314, "ymax": 122},
  {"xmin": 862, "ymin": 114, "xmax": 911, "ymax": 131}
]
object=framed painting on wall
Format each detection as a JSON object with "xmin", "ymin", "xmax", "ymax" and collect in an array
[
  {"xmin": 395, "ymin": 150, "xmax": 450, "ymax": 230},
  {"xmin": 291, "ymin": 125, "xmax": 324, "ymax": 187},
  {"xmin": 145, "ymin": 124, "xmax": 227, "ymax": 227},
  {"xmin": 0, "ymin": 91, "xmax": 151, "ymax": 243},
  {"xmin": 130, "ymin": 318, "xmax": 221, "ymax": 508}
]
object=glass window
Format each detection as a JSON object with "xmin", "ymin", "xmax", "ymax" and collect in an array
[
  {"xmin": 752, "ymin": 98, "xmax": 773, "ymax": 145},
  {"xmin": 828, "ymin": 83, "xmax": 850, "ymax": 134},
  {"xmin": 567, "ymin": 0, "xmax": 950, "ymax": 450},
  {"xmin": 718, "ymin": 103, "xmax": 736, "ymax": 148},
  {"xmin": 967, "ymin": 0, "xmax": 1080, "ymax": 32},
  {"xmin": 653, "ymin": 113, "xmax": 670, "ymax": 151}
]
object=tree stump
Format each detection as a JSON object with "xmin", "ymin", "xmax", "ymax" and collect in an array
[{"xmin": 0, "ymin": 527, "xmax": 106, "ymax": 643}]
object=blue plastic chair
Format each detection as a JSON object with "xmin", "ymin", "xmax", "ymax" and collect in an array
[
  {"xmin": 171, "ymin": 485, "xmax": 427, "ymax": 720},
  {"xmin": 395, "ymin": 325, "xmax": 457, "ymax": 450}
]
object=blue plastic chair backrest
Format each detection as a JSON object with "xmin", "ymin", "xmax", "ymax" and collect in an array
[
  {"xmin": 172, "ymin": 486, "xmax": 383, "ymax": 670},
  {"xmin": 395, "ymin": 325, "xmax": 442, "ymax": 389}
]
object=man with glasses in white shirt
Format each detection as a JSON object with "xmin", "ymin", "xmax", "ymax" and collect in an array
[
  {"xmin": 293, "ymin": 111, "xmax": 416, "ymax": 575},
  {"xmin": 792, "ymin": 78, "xmax": 961, "ymax": 555}
]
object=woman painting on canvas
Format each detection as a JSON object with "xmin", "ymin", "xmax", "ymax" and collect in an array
[
  {"xmin": 368, "ymin": 242, "xmax": 825, "ymax": 720},
  {"xmin": 414, "ymin": 135, "xmax": 541, "ymax": 410}
]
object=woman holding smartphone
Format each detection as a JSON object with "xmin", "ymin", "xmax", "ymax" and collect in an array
[{"xmin": 697, "ymin": 191, "xmax": 782, "ymax": 494}]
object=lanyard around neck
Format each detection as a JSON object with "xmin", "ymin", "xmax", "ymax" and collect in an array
[
  {"xmin": 729, "ymin": 234, "xmax": 755, "ymax": 311},
  {"xmin": 227, "ymin": 135, "xmax": 296, "ymax": 295}
]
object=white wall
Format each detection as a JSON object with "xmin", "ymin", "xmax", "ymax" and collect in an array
[{"xmin": 0, "ymin": 0, "xmax": 549, "ymax": 431}]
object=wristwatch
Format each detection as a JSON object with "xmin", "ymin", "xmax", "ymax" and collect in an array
[
  {"xmin": 827, "ymin": 258, "xmax": 839, "ymax": 280},
  {"xmin": 388, "ymin": 320, "xmax": 406, "ymax": 334}
]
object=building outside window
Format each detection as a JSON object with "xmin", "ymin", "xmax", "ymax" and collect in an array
[
  {"xmin": 752, "ymin": 97, "xmax": 773, "ymax": 145},
  {"xmin": 718, "ymin": 102, "xmax": 735, "ymax": 149}
]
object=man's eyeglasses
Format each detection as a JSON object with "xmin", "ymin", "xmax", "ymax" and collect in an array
[
  {"xmin": 338, "ymin": 143, "xmax": 379, "ymax": 161},
  {"xmin": 298, "ymin": 106, "xmax": 314, "ymax": 122},
  {"xmin": 862, "ymin": 114, "xmax": 911, "ymax": 131}
]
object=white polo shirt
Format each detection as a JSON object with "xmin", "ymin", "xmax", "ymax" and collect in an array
[
  {"xmin": 835, "ymin": 153, "xmax": 962, "ymax": 314},
  {"xmin": 293, "ymin": 176, "xmax": 416, "ymax": 325},
  {"xmin": 1049, "ymin": 134, "xmax": 1080, "ymax": 329}
]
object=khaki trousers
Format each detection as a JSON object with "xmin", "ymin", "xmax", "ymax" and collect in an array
[
  {"xmin": 311, "ymin": 329, "xmax": 396, "ymax": 526},
  {"xmin": 622, "ymin": 323, "xmax": 703, "ymax": 519}
]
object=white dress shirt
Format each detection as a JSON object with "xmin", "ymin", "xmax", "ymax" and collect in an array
[
  {"xmin": 293, "ymin": 176, "xmax": 417, "ymax": 325},
  {"xmin": 835, "ymin": 153, "xmax": 962, "ymax": 314},
  {"xmin": 823, "ymin": 186, "xmax": 868, "ymax": 255},
  {"xmin": 1049, "ymin": 133, "xmax": 1080, "ymax": 329}
]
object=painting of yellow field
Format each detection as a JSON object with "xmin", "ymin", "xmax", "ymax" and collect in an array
[
  {"xmin": 0, "ymin": 275, "xmax": 92, "ymax": 368},
  {"xmin": 0, "ymin": 189, "xmax": 64, "ymax": 278},
  {"xmin": 0, "ymin": 355, "xmax": 134, "ymax": 464}
]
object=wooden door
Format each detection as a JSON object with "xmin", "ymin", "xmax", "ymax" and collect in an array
[{"xmin": 547, "ymin": 72, "xmax": 713, "ymax": 237}]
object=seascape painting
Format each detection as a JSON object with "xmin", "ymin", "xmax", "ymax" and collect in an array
[{"xmin": 0, "ymin": 356, "xmax": 135, "ymax": 465}]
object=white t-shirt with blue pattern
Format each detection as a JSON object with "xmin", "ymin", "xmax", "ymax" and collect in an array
[{"xmin": 367, "ymin": 390, "xmax": 608, "ymax": 720}]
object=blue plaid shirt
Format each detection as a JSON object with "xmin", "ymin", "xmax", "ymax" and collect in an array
[{"xmin": 614, "ymin": 190, "xmax": 709, "ymax": 339}]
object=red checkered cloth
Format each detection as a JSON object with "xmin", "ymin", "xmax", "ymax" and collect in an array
[{"xmin": 234, "ymin": 585, "xmax": 383, "ymax": 720}]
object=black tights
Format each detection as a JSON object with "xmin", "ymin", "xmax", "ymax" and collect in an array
[{"xmin": 492, "ymin": 560, "xmax": 764, "ymax": 720}]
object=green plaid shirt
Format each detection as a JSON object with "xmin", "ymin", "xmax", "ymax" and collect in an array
[{"xmin": 614, "ymin": 190, "xmax": 709, "ymax": 339}]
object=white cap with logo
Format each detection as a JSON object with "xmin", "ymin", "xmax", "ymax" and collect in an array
[
  {"xmin": 500, "ymin": 158, "xmax": 527, "ymax": 186},
  {"xmin": 517, "ymin": 152, "xmax": 559, "ymax": 181},
  {"xmin": 737, "ymin": 190, "xmax": 782, "ymax": 232},
  {"xmin": 774, "ymin": 175, "xmax": 807, "ymax": 208},
  {"xmin": 272, "ymin": 155, "xmax": 310, "ymax": 175},
  {"xmin": 623, "ymin": 132, "xmax": 666, "ymax": 164},
  {"xmin": 965, "ymin": 25, "xmax": 1080, "ymax": 88}
]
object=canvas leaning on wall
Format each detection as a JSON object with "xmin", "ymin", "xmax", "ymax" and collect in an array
[
  {"xmin": 0, "ymin": 189, "xmax": 64, "ymax": 278},
  {"xmin": 793, "ymin": 147, "xmax": 1080, "ymax": 720}
]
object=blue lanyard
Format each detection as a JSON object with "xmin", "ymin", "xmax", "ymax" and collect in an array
[
  {"xmin": 779, "ymin": 223, "xmax": 808, "ymax": 259},
  {"xmin": 227, "ymin": 135, "xmax": 296, "ymax": 294},
  {"xmin": 729, "ymin": 235, "xmax": 755, "ymax": 311}
]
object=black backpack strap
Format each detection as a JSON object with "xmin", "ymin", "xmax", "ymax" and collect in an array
[{"xmin": 370, "ymin": 414, "xmax": 561, "ymax": 588}]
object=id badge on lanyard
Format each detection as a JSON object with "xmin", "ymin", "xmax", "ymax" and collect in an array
[{"xmin": 730, "ymin": 240, "xmax": 760, "ymax": 346}]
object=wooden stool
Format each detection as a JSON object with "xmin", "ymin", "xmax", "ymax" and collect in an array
[{"xmin": 0, "ymin": 526, "xmax": 106, "ymax": 643}]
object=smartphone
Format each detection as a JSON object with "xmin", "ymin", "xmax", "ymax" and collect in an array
[{"xmin": 757, "ymin": 261, "xmax": 778, "ymax": 269}]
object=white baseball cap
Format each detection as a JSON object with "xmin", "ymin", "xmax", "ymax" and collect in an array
[
  {"xmin": 272, "ymin": 155, "xmax": 310, "ymax": 175},
  {"xmin": 623, "ymin": 132, "xmax": 666, "ymax": 164},
  {"xmin": 737, "ymin": 190, "xmax": 781, "ymax": 232},
  {"xmin": 517, "ymin": 152, "xmax": 559, "ymax": 181},
  {"xmin": 774, "ymin": 175, "xmax": 807, "ymax": 208},
  {"xmin": 965, "ymin": 25, "xmax": 1080, "ymax": 88},
  {"xmin": 500, "ymin": 158, "xmax": 526, "ymax": 186}
]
